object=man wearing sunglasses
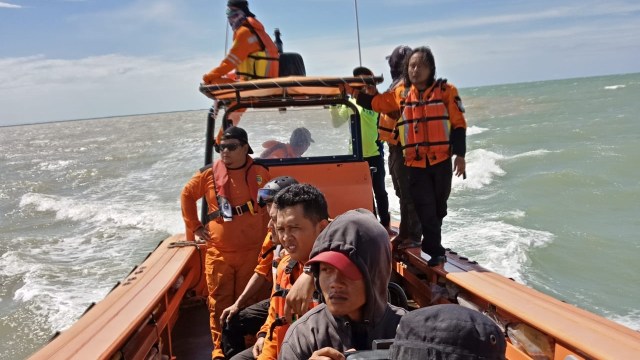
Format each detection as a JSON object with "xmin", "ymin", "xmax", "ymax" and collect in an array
[{"xmin": 181, "ymin": 126, "xmax": 271, "ymax": 360}]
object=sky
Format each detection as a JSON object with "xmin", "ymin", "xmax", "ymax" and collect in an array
[{"xmin": 1, "ymin": 0, "xmax": 639, "ymax": 126}]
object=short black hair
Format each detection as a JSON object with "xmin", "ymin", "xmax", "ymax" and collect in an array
[{"xmin": 273, "ymin": 183, "xmax": 329, "ymax": 224}]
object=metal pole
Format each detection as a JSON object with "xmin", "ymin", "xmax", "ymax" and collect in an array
[{"xmin": 354, "ymin": 0, "xmax": 362, "ymax": 66}]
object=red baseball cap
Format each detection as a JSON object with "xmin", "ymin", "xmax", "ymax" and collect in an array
[{"xmin": 307, "ymin": 251, "xmax": 363, "ymax": 281}]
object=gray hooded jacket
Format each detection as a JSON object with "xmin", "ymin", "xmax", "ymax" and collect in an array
[{"xmin": 279, "ymin": 209, "xmax": 407, "ymax": 359}]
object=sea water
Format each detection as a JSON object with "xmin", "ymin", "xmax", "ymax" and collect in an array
[{"xmin": 1, "ymin": 73, "xmax": 639, "ymax": 359}]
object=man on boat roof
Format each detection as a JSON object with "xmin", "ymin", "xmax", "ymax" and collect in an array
[{"xmin": 203, "ymin": 0, "xmax": 279, "ymax": 85}]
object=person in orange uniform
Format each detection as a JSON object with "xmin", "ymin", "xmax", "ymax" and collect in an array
[
  {"xmin": 203, "ymin": 0, "xmax": 279, "ymax": 84},
  {"xmin": 219, "ymin": 176, "xmax": 299, "ymax": 359},
  {"xmin": 181, "ymin": 126, "xmax": 271, "ymax": 359},
  {"xmin": 259, "ymin": 127, "xmax": 314, "ymax": 159},
  {"xmin": 253, "ymin": 184, "xmax": 329, "ymax": 360},
  {"xmin": 348, "ymin": 46, "xmax": 467, "ymax": 267}
]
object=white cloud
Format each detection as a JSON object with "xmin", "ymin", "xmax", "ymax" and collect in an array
[
  {"xmin": 0, "ymin": 2, "xmax": 21, "ymax": 8},
  {"xmin": 74, "ymin": 0, "xmax": 185, "ymax": 26},
  {"xmin": 0, "ymin": 54, "xmax": 214, "ymax": 125},
  {"xmin": 377, "ymin": 3, "xmax": 640, "ymax": 37}
]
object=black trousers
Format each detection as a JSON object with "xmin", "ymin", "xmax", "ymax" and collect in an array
[
  {"xmin": 408, "ymin": 158, "xmax": 452, "ymax": 257},
  {"xmin": 222, "ymin": 298, "xmax": 270, "ymax": 359},
  {"xmin": 366, "ymin": 154, "xmax": 391, "ymax": 227},
  {"xmin": 388, "ymin": 144, "xmax": 422, "ymax": 240}
]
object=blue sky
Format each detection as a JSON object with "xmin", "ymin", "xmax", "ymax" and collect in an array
[{"xmin": 1, "ymin": 0, "xmax": 639, "ymax": 126}]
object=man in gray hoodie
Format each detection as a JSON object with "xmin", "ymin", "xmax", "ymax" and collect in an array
[{"xmin": 278, "ymin": 209, "xmax": 407, "ymax": 359}]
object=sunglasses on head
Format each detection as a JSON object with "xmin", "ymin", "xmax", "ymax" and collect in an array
[
  {"xmin": 219, "ymin": 142, "xmax": 242, "ymax": 152},
  {"xmin": 257, "ymin": 188, "xmax": 278, "ymax": 207}
]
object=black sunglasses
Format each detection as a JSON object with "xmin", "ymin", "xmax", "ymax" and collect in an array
[{"xmin": 219, "ymin": 143, "xmax": 242, "ymax": 152}]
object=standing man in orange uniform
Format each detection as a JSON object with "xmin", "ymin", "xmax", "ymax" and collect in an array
[
  {"xmin": 348, "ymin": 46, "xmax": 467, "ymax": 267},
  {"xmin": 203, "ymin": 0, "xmax": 279, "ymax": 84},
  {"xmin": 181, "ymin": 126, "xmax": 271, "ymax": 359}
]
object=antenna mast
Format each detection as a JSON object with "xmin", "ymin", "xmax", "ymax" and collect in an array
[
  {"xmin": 354, "ymin": 0, "xmax": 362, "ymax": 66},
  {"xmin": 224, "ymin": 22, "xmax": 229, "ymax": 54}
]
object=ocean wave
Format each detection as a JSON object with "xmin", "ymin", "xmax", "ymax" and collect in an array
[
  {"xmin": 604, "ymin": 84, "xmax": 625, "ymax": 90},
  {"xmin": 467, "ymin": 125, "xmax": 488, "ymax": 136},
  {"xmin": 37, "ymin": 159, "xmax": 75, "ymax": 171},
  {"xmin": 18, "ymin": 192, "xmax": 183, "ymax": 234},
  {"xmin": 608, "ymin": 310, "xmax": 640, "ymax": 331},
  {"xmin": 445, "ymin": 216, "xmax": 554, "ymax": 284},
  {"xmin": 453, "ymin": 149, "xmax": 505, "ymax": 191},
  {"xmin": 506, "ymin": 149, "xmax": 554, "ymax": 160}
]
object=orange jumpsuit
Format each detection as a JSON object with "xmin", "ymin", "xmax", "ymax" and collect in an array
[
  {"xmin": 259, "ymin": 140, "xmax": 297, "ymax": 159},
  {"xmin": 203, "ymin": 17, "xmax": 279, "ymax": 84},
  {"xmin": 181, "ymin": 157, "xmax": 271, "ymax": 359}
]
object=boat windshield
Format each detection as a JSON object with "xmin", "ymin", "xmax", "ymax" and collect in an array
[{"xmin": 226, "ymin": 105, "xmax": 359, "ymax": 164}]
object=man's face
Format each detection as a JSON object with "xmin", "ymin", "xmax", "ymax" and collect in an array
[
  {"xmin": 276, "ymin": 204, "xmax": 326, "ymax": 261},
  {"xmin": 318, "ymin": 262, "xmax": 366, "ymax": 321},
  {"xmin": 292, "ymin": 141, "xmax": 310, "ymax": 157},
  {"xmin": 363, "ymin": 84, "xmax": 378, "ymax": 96},
  {"xmin": 408, "ymin": 52, "xmax": 431, "ymax": 89},
  {"xmin": 219, "ymin": 139, "xmax": 248, "ymax": 168},
  {"xmin": 267, "ymin": 202, "xmax": 280, "ymax": 244}
]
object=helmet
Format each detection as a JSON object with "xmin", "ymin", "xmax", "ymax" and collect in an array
[{"xmin": 257, "ymin": 176, "xmax": 299, "ymax": 206}]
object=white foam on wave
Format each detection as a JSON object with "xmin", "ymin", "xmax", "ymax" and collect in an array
[
  {"xmin": 608, "ymin": 310, "xmax": 640, "ymax": 331},
  {"xmin": 38, "ymin": 160, "xmax": 75, "ymax": 171},
  {"xmin": 466, "ymin": 125, "xmax": 488, "ymax": 136},
  {"xmin": 10, "ymin": 245, "xmax": 112, "ymax": 331},
  {"xmin": 604, "ymin": 84, "xmax": 625, "ymax": 90},
  {"xmin": 506, "ymin": 149, "xmax": 554, "ymax": 160},
  {"xmin": 453, "ymin": 149, "xmax": 505, "ymax": 191},
  {"xmin": 19, "ymin": 192, "xmax": 183, "ymax": 234},
  {"xmin": 445, "ymin": 213, "xmax": 554, "ymax": 283}
]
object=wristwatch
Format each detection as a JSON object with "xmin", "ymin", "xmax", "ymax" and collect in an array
[{"xmin": 303, "ymin": 264, "xmax": 313, "ymax": 275}]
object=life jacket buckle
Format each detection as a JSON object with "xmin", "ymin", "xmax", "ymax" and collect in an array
[{"xmin": 235, "ymin": 205, "xmax": 244, "ymax": 216}]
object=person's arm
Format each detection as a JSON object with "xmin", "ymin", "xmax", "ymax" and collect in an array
[
  {"xmin": 443, "ymin": 84, "xmax": 467, "ymax": 177},
  {"xmin": 180, "ymin": 170, "xmax": 208, "ymax": 241},
  {"xmin": 220, "ymin": 272, "xmax": 268, "ymax": 326},
  {"xmin": 255, "ymin": 298, "xmax": 279, "ymax": 359},
  {"xmin": 329, "ymin": 105, "xmax": 351, "ymax": 128},
  {"xmin": 353, "ymin": 89, "xmax": 401, "ymax": 115},
  {"xmin": 283, "ymin": 272, "xmax": 315, "ymax": 323},
  {"xmin": 203, "ymin": 26, "xmax": 261, "ymax": 83}
]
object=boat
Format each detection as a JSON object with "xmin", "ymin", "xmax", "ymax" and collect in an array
[{"xmin": 28, "ymin": 76, "xmax": 640, "ymax": 360}]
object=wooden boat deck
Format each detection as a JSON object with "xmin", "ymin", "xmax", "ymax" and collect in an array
[{"xmin": 171, "ymin": 300, "xmax": 212, "ymax": 360}]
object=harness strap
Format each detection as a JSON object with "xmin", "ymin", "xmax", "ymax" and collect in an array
[{"xmin": 207, "ymin": 200, "xmax": 254, "ymax": 219}]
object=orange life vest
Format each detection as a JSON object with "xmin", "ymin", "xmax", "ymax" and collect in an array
[
  {"xmin": 236, "ymin": 17, "xmax": 279, "ymax": 80},
  {"xmin": 400, "ymin": 79, "xmax": 452, "ymax": 165},
  {"xmin": 208, "ymin": 157, "xmax": 267, "ymax": 219},
  {"xmin": 260, "ymin": 257, "xmax": 318, "ymax": 359}
]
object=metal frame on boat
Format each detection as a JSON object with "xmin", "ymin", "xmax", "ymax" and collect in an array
[{"xmin": 29, "ymin": 77, "xmax": 640, "ymax": 360}]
